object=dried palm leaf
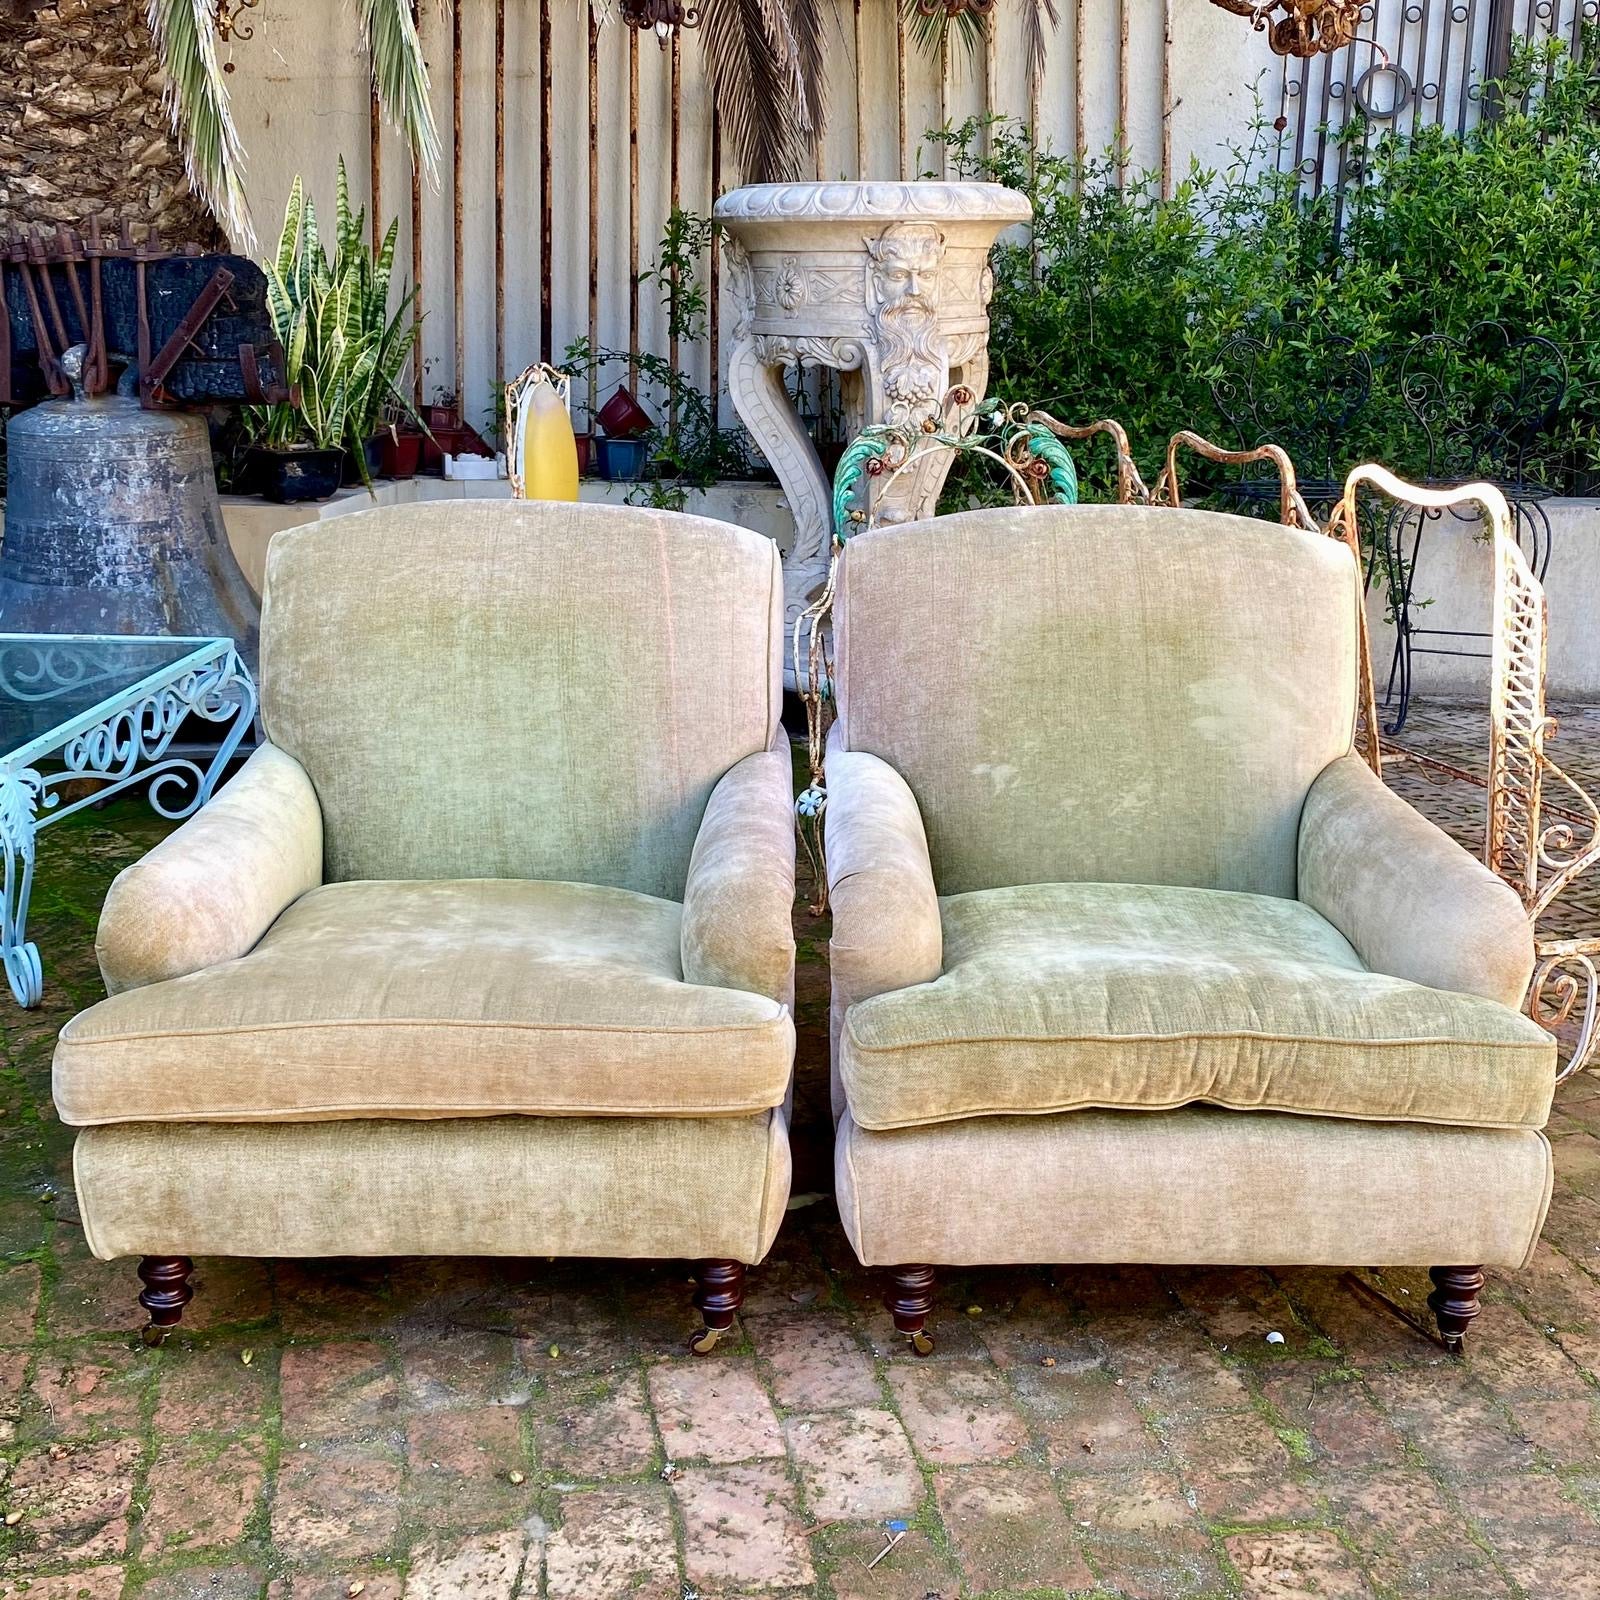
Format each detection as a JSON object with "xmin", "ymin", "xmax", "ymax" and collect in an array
[
  {"xmin": 356, "ymin": 0, "xmax": 443, "ymax": 179},
  {"xmin": 701, "ymin": 0, "xmax": 833, "ymax": 182},
  {"xmin": 147, "ymin": 0, "xmax": 252, "ymax": 245}
]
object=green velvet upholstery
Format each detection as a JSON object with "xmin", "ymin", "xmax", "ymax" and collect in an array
[
  {"xmin": 835, "ymin": 505, "xmax": 1360, "ymax": 898},
  {"xmin": 58, "ymin": 500, "xmax": 797, "ymax": 1267},
  {"xmin": 836, "ymin": 1107, "xmax": 1552, "ymax": 1269},
  {"xmin": 842, "ymin": 880, "xmax": 1555, "ymax": 1132},
  {"xmin": 827, "ymin": 503, "xmax": 1555, "ymax": 1276},
  {"xmin": 58, "ymin": 878, "xmax": 795, "ymax": 1126},
  {"xmin": 262, "ymin": 500, "xmax": 785, "ymax": 898}
]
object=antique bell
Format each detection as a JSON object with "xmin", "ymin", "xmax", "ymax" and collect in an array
[{"xmin": 0, "ymin": 347, "xmax": 259, "ymax": 665}]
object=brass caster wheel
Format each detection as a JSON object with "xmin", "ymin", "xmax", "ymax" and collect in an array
[
  {"xmin": 689, "ymin": 1325, "xmax": 725, "ymax": 1356},
  {"xmin": 141, "ymin": 1322, "xmax": 171, "ymax": 1349},
  {"xmin": 907, "ymin": 1330, "xmax": 935, "ymax": 1357}
]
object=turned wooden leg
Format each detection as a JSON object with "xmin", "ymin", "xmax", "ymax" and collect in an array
[
  {"xmin": 689, "ymin": 1259, "xmax": 745, "ymax": 1355},
  {"xmin": 887, "ymin": 1264, "xmax": 936, "ymax": 1356},
  {"xmin": 1428, "ymin": 1265, "xmax": 1484, "ymax": 1355},
  {"xmin": 137, "ymin": 1256, "xmax": 194, "ymax": 1346}
]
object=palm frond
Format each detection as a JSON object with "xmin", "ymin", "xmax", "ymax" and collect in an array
[
  {"xmin": 1020, "ymin": 0, "xmax": 1059, "ymax": 83},
  {"xmin": 356, "ymin": 0, "xmax": 443, "ymax": 181},
  {"xmin": 146, "ymin": 0, "xmax": 253, "ymax": 246},
  {"xmin": 902, "ymin": 0, "xmax": 984, "ymax": 69},
  {"xmin": 788, "ymin": 0, "xmax": 832, "ymax": 140},
  {"xmin": 700, "ymin": 0, "xmax": 816, "ymax": 183}
]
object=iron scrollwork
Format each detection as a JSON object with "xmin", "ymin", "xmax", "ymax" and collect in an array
[
  {"xmin": 0, "ymin": 641, "xmax": 256, "ymax": 1007},
  {"xmin": 1338, "ymin": 463, "xmax": 1599, "ymax": 1084}
]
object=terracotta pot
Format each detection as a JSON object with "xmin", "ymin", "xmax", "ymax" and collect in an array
[
  {"xmin": 380, "ymin": 431, "xmax": 422, "ymax": 479},
  {"xmin": 574, "ymin": 432, "xmax": 593, "ymax": 477},
  {"xmin": 596, "ymin": 385, "xmax": 652, "ymax": 440}
]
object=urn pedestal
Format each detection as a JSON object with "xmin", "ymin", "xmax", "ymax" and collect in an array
[{"xmin": 713, "ymin": 181, "xmax": 1031, "ymax": 677}]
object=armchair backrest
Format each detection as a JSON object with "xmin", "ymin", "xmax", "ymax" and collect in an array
[
  {"xmin": 261, "ymin": 500, "xmax": 783, "ymax": 898},
  {"xmin": 835, "ymin": 504, "xmax": 1361, "ymax": 897}
]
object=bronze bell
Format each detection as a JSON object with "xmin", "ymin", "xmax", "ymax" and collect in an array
[{"xmin": 0, "ymin": 347, "xmax": 259, "ymax": 665}]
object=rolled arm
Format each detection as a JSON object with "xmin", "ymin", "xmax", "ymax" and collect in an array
[
  {"xmin": 681, "ymin": 748, "xmax": 797, "ymax": 1006},
  {"xmin": 95, "ymin": 744, "xmax": 324, "ymax": 994},
  {"xmin": 1298, "ymin": 753, "xmax": 1534, "ymax": 1009},
  {"xmin": 824, "ymin": 750, "xmax": 942, "ymax": 1007}
]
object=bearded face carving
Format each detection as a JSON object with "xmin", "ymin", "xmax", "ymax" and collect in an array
[{"xmin": 866, "ymin": 223, "xmax": 947, "ymax": 425}]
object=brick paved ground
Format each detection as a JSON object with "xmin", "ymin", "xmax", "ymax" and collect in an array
[{"xmin": 0, "ymin": 703, "xmax": 1597, "ymax": 1600}]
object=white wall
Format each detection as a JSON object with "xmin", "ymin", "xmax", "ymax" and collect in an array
[{"xmin": 217, "ymin": 0, "xmax": 1282, "ymax": 435}]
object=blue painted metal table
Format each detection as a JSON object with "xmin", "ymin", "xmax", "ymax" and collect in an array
[{"xmin": 0, "ymin": 635, "xmax": 256, "ymax": 1008}]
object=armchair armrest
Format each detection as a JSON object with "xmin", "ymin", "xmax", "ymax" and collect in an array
[
  {"xmin": 824, "ymin": 750, "xmax": 942, "ymax": 1007},
  {"xmin": 681, "ymin": 747, "xmax": 797, "ymax": 1006},
  {"xmin": 95, "ymin": 744, "xmax": 324, "ymax": 994},
  {"xmin": 1298, "ymin": 753, "xmax": 1534, "ymax": 1009}
]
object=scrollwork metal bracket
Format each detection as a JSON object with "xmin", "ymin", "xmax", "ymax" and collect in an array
[{"xmin": 0, "ymin": 639, "xmax": 256, "ymax": 1007}]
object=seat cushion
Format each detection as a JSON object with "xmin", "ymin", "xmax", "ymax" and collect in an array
[
  {"xmin": 55, "ymin": 880, "xmax": 794, "ymax": 1126},
  {"xmin": 840, "ymin": 882, "xmax": 1555, "ymax": 1133}
]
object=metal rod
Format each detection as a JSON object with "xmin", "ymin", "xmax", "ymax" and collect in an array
[
  {"xmin": 539, "ymin": 0, "xmax": 553, "ymax": 364},
  {"xmin": 938, "ymin": 27, "xmax": 949, "ymax": 177},
  {"xmin": 452, "ymin": 0, "xmax": 464, "ymax": 404},
  {"xmin": 670, "ymin": 25, "xmax": 681, "ymax": 426},
  {"xmin": 710, "ymin": 106, "xmax": 722, "ymax": 428},
  {"xmin": 1029, "ymin": 29, "xmax": 1041, "ymax": 281},
  {"xmin": 896, "ymin": 5, "xmax": 908, "ymax": 179},
  {"xmin": 1117, "ymin": 0, "xmax": 1130, "ymax": 185},
  {"xmin": 984, "ymin": 11, "xmax": 997, "ymax": 157},
  {"xmin": 410, "ymin": 0, "xmax": 423, "ymax": 409},
  {"xmin": 854, "ymin": 0, "xmax": 866, "ymax": 176},
  {"xmin": 1161, "ymin": 0, "xmax": 1174, "ymax": 199},
  {"xmin": 495, "ymin": 0, "xmax": 505, "ymax": 384},
  {"xmin": 1075, "ymin": 0, "xmax": 1088, "ymax": 176},
  {"xmin": 629, "ymin": 27, "xmax": 640, "ymax": 381},
  {"xmin": 369, "ymin": 54, "xmax": 382, "ymax": 253},
  {"xmin": 587, "ymin": 0, "xmax": 600, "ymax": 418}
]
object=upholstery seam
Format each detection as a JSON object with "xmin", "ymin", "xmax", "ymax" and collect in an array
[
  {"xmin": 64, "ymin": 1012, "xmax": 791, "ymax": 1046},
  {"xmin": 1521, "ymin": 1129, "xmax": 1557, "ymax": 1269},
  {"xmin": 842, "ymin": 1095, "xmax": 1551, "ymax": 1135},
  {"xmin": 57, "ymin": 1095, "xmax": 790, "ymax": 1127},
  {"xmin": 842, "ymin": 1019, "xmax": 1553, "ymax": 1055}
]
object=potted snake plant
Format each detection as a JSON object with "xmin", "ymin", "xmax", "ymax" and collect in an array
[{"xmin": 244, "ymin": 164, "xmax": 422, "ymax": 502}]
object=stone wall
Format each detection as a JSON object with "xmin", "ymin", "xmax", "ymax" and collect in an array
[{"xmin": 0, "ymin": 0, "xmax": 220, "ymax": 245}]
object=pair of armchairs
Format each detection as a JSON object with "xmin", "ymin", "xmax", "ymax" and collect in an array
[{"xmin": 52, "ymin": 496, "xmax": 1554, "ymax": 1357}]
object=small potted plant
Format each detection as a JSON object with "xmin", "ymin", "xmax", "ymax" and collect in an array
[{"xmin": 245, "ymin": 164, "xmax": 423, "ymax": 502}]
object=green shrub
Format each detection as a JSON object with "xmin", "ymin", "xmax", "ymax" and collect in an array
[{"xmin": 934, "ymin": 29, "xmax": 1600, "ymax": 502}]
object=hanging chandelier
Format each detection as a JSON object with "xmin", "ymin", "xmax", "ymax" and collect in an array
[
  {"xmin": 1207, "ymin": 0, "xmax": 1364, "ymax": 57},
  {"xmin": 620, "ymin": 0, "xmax": 700, "ymax": 38}
]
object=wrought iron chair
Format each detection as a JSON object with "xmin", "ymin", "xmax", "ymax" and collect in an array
[
  {"xmin": 1374, "ymin": 322, "xmax": 1568, "ymax": 733},
  {"xmin": 52, "ymin": 501, "xmax": 797, "ymax": 1349},
  {"xmin": 1206, "ymin": 327, "xmax": 1378, "ymax": 524},
  {"xmin": 815, "ymin": 413, "xmax": 1577, "ymax": 1359}
]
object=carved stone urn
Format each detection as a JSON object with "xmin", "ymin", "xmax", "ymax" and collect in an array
[{"xmin": 713, "ymin": 181, "xmax": 1031, "ymax": 663}]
